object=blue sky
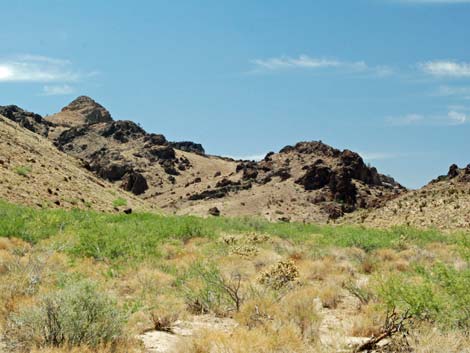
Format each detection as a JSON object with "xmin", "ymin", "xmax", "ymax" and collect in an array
[{"xmin": 1, "ymin": 0, "xmax": 470, "ymax": 188}]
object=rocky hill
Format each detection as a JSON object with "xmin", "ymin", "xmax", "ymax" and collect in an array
[
  {"xmin": 0, "ymin": 113, "xmax": 148, "ymax": 212},
  {"xmin": 345, "ymin": 164, "xmax": 470, "ymax": 230},
  {"xmin": 0, "ymin": 97, "xmax": 405, "ymax": 222}
]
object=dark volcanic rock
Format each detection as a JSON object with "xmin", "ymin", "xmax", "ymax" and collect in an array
[
  {"xmin": 121, "ymin": 171, "xmax": 149, "ymax": 195},
  {"xmin": 189, "ymin": 188, "xmax": 228, "ymax": 201},
  {"xmin": 144, "ymin": 133, "xmax": 167, "ymax": 146},
  {"xmin": 148, "ymin": 146, "xmax": 176, "ymax": 160},
  {"xmin": 160, "ymin": 159, "xmax": 180, "ymax": 175},
  {"xmin": 0, "ymin": 105, "xmax": 52, "ymax": 136},
  {"xmin": 329, "ymin": 170, "xmax": 357, "ymax": 207},
  {"xmin": 216, "ymin": 178, "xmax": 240, "ymax": 188},
  {"xmin": 295, "ymin": 161, "xmax": 333, "ymax": 190},
  {"xmin": 170, "ymin": 141, "xmax": 205, "ymax": 154},
  {"xmin": 100, "ymin": 120, "xmax": 146, "ymax": 142},
  {"xmin": 208, "ymin": 207, "xmax": 220, "ymax": 216},
  {"xmin": 189, "ymin": 181, "xmax": 252, "ymax": 201},
  {"xmin": 340, "ymin": 150, "xmax": 380, "ymax": 185},
  {"xmin": 96, "ymin": 163, "xmax": 132, "ymax": 181},
  {"xmin": 448, "ymin": 164, "xmax": 460, "ymax": 179},
  {"xmin": 55, "ymin": 127, "xmax": 88, "ymax": 149},
  {"xmin": 280, "ymin": 141, "xmax": 341, "ymax": 158},
  {"xmin": 236, "ymin": 161, "xmax": 259, "ymax": 181}
]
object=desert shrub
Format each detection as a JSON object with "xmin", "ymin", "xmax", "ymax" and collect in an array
[
  {"xmin": 317, "ymin": 281, "xmax": 342, "ymax": 309},
  {"xmin": 180, "ymin": 263, "xmax": 244, "ymax": 316},
  {"xmin": 14, "ymin": 166, "xmax": 32, "ymax": 177},
  {"xmin": 112, "ymin": 198, "xmax": 127, "ymax": 208},
  {"xmin": 344, "ymin": 279, "xmax": 375, "ymax": 305},
  {"xmin": 378, "ymin": 263, "xmax": 470, "ymax": 331},
  {"xmin": 258, "ymin": 260, "xmax": 299, "ymax": 290},
  {"xmin": 0, "ymin": 250, "xmax": 50, "ymax": 322},
  {"xmin": 5, "ymin": 281, "xmax": 125, "ymax": 351}
]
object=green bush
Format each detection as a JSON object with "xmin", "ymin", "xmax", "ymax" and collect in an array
[
  {"xmin": 14, "ymin": 166, "xmax": 32, "ymax": 177},
  {"xmin": 180, "ymin": 263, "xmax": 242, "ymax": 316},
  {"xmin": 378, "ymin": 263, "xmax": 470, "ymax": 331},
  {"xmin": 112, "ymin": 197, "xmax": 128, "ymax": 208},
  {"xmin": 5, "ymin": 281, "xmax": 125, "ymax": 351}
]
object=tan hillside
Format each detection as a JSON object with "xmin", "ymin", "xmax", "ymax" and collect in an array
[
  {"xmin": 0, "ymin": 114, "xmax": 148, "ymax": 212},
  {"xmin": 40, "ymin": 97, "xmax": 404, "ymax": 222},
  {"xmin": 344, "ymin": 164, "xmax": 470, "ymax": 230}
]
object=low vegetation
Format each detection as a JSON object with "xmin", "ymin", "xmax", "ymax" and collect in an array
[{"xmin": 0, "ymin": 199, "xmax": 469, "ymax": 352}]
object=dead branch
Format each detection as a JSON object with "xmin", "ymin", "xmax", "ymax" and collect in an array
[{"xmin": 355, "ymin": 309, "xmax": 412, "ymax": 352}]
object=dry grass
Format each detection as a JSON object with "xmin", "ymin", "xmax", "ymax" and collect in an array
[
  {"xmin": 0, "ymin": 200, "xmax": 468, "ymax": 352},
  {"xmin": 349, "ymin": 304, "xmax": 384, "ymax": 337}
]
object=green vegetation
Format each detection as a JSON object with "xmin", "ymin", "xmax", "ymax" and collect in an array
[
  {"xmin": 0, "ymin": 200, "xmax": 459, "ymax": 261},
  {"xmin": 14, "ymin": 165, "xmax": 32, "ymax": 177},
  {"xmin": 379, "ymin": 263, "xmax": 470, "ymax": 331},
  {"xmin": 5, "ymin": 281, "xmax": 124, "ymax": 351},
  {"xmin": 0, "ymin": 199, "xmax": 469, "ymax": 352},
  {"xmin": 112, "ymin": 197, "xmax": 128, "ymax": 208}
]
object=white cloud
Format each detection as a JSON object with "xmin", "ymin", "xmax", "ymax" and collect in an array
[
  {"xmin": 252, "ymin": 55, "xmax": 342, "ymax": 70},
  {"xmin": 447, "ymin": 110, "xmax": 467, "ymax": 124},
  {"xmin": 419, "ymin": 60, "xmax": 470, "ymax": 78},
  {"xmin": 435, "ymin": 85, "xmax": 470, "ymax": 99},
  {"xmin": 251, "ymin": 55, "xmax": 392, "ymax": 76},
  {"xmin": 360, "ymin": 152, "xmax": 401, "ymax": 161},
  {"xmin": 387, "ymin": 110, "xmax": 469, "ymax": 126},
  {"xmin": 228, "ymin": 154, "xmax": 266, "ymax": 161},
  {"xmin": 0, "ymin": 55, "xmax": 81, "ymax": 82},
  {"xmin": 41, "ymin": 84, "xmax": 76, "ymax": 96}
]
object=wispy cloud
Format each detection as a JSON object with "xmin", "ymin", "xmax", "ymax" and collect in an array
[
  {"xmin": 360, "ymin": 152, "xmax": 401, "ymax": 161},
  {"xmin": 251, "ymin": 55, "xmax": 393, "ymax": 77},
  {"xmin": 228, "ymin": 153, "xmax": 266, "ymax": 161},
  {"xmin": 387, "ymin": 110, "xmax": 469, "ymax": 126},
  {"xmin": 419, "ymin": 60, "xmax": 470, "ymax": 78},
  {"xmin": 0, "ymin": 55, "xmax": 83, "ymax": 82},
  {"xmin": 41, "ymin": 84, "xmax": 76, "ymax": 96},
  {"xmin": 435, "ymin": 85, "xmax": 470, "ymax": 99}
]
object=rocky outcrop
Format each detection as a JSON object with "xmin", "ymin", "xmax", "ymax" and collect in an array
[
  {"xmin": 170, "ymin": 141, "xmax": 205, "ymax": 154},
  {"xmin": 66, "ymin": 96, "xmax": 111, "ymax": 121},
  {"xmin": 121, "ymin": 171, "xmax": 149, "ymax": 195},
  {"xmin": 188, "ymin": 180, "xmax": 252, "ymax": 200},
  {"xmin": 100, "ymin": 120, "xmax": 146, "ymax": 142},
  {"xmin": 2, "ymin": 97, "xmax": 407, "ymax": 223},
  {"xmin": 432, "ymin": 163, "xmax": 470, "ymax": 183},
  {"xmin": 235, "ymin": 141, "xmax": 404, "ymax": 217},
  {"xmin": 295, "ymin": 160, "xmax": 332, "ymax": 190},
  {"xmin": 0, "ymin": 105, "xmax": 52, "ymax": 137}
]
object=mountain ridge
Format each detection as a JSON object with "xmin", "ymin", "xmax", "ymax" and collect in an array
[{"xmin": 0, "ymin": 96, "xmax": 406, "ymax": 223}]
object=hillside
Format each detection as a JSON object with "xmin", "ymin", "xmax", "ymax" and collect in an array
[
  {"xmin": 345, "ymin": 164, "xmax": 470, "ymax": 230},
  {"xmin": 33, "ymin": 96, "xmax": 404, "ymax": 222},
  {"xmin": 0, "ymin": 114, "xmax": 148, "ymax": 212}
]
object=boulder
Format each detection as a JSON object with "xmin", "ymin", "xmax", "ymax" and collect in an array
[
  {"xmin": 149, "ymin": 146, "xmax": 176, "ymax": 160},
  {"xmin": 448, "ymin": 164, "xmax": 460, "ymax": 179},
  {"xmin": 208, "ymin": 207, "xmax": 221, "ymax": 216},
  {"xmin": 170, "ymin": 141, "xmax": 205, "ymax": 154},
  {"xmin": 121, "ymin": 171, "xmax": 149, "ymax": 195},
  {"xmin": 295, "ymin": 161, "xmax": 333, "ymax": 190}
]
